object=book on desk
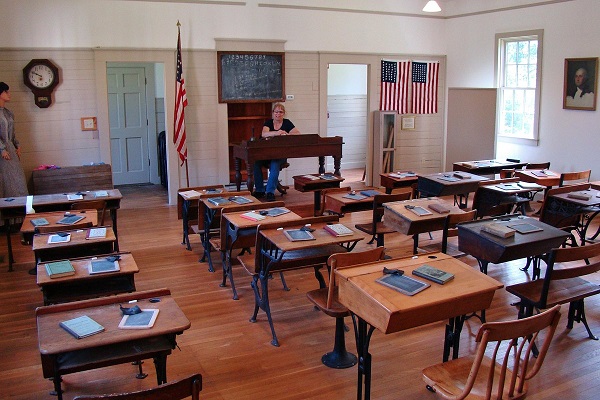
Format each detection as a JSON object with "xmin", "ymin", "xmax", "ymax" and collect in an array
[
  {"xmin": 343, "ymin": 192, "xmax": 367, "ymax": 201},
  {"xmin": 360, "ymin": 189, "xmax": 380, "ymax": 197},
  {"xmin": 412, "ymin": 264, "xmax": 454, "ymax": 284},
  {"xmin": 376, "ymin": 273, "xmax": 430, "ymax": 296},
  {"xmin": 481, "ymin": 222, "xmax": 516, "ymax": 238},
  {"xmin": 229, "ymin": 196, "xmax": 253, "ymax": 205},
  {"xmin": 323, "ymin": 223, "xmax": 353, "ymax": 237},
  {"xmin": 60, "ymin": 315, "xmax": 105, "ymax": 339},
  {"xmin": 45, "ymin": 260, "xmax": 75, "ymax": 278},
  {"xmin": 283, "ymin": 229, "xmax": 315, "ymax": 241}
]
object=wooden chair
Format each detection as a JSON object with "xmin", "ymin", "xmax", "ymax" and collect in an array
[
  {"xmin": 498, "ymin": 168, "xmax": 515, "ymax": 178},
  {"xmin": 419, "ymin": 210, "xmax": 477, "ymax": 256},
  {"xmin": 559, "ymin": 169, "xmax": 591, "ymax": 186},
  {"xmin": 507, "ymin": 242, "xmax": 600, "ymax": 340},
  {"xmin": 526, "ymin": 161, "xmax": 551, "ymax": 170},
  {"xmin": 422, "ymin": 305, "xmax": 561, "ymax": 400},
  {"xmin": 73, "ymin": 373, "xmax": 202, "ymax": 400},
  {"xmin": 355, "ymin": 192, "xmax": 412, "ymax": 246},
  {"xmin": 71, "ymin": 199, "xmax": 107, "ymax": 225},
  {"xmin": 306, "ymin": 247, "xmax": 385, "ymax": 369}
]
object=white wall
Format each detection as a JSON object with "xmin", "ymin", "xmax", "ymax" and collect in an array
[
  {"xmin": 328, "ymin": 65, "xmax": 367, "ymax": 95},
  {"xmin": 446, "ymin": 0, "xmax": 600, "ymax": 178}
]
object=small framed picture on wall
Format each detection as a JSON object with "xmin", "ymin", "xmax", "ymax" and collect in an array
[
  {"xmin": 401, "ymin": 115, "xmax": 416, "ymax": 130},
  {"xmin": 563, "ymin": 57, "xmax": 598, "ymax": 111}
]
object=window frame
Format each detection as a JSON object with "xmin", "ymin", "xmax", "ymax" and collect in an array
[{"xmin": 495, "ymin": 29, "xmax": 543, "ymax": 145}]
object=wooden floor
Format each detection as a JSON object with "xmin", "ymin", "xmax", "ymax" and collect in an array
[{"xmin": 1, "ymin": 172, "xmax": 599, "ymax": 399}]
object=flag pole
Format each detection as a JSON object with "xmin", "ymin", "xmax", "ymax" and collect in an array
[{"xmin": 175, "ymin": 20, "xmax": 190, "ymax": 187}]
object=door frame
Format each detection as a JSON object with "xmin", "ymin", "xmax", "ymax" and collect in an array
[
  {"xmin": 94, "ymin": 49, "xmax": 179, "ymax": 205},
  {"xmin": 107, "ymin": 62, "xmax": 159, "ymax": 185},
  {"xmin": 319, "ymin": 53, "xmax": 379, "ymax": 186}
]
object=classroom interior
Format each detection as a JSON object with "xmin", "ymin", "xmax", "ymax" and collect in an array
[{"xmin": 1, "ymin": 0, "xmax": 600, "ymax": 399}]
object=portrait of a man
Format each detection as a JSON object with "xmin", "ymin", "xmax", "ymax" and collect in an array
[{"xmin": 563, "ymin": 58, "xmax": 598, "ymax": 110}]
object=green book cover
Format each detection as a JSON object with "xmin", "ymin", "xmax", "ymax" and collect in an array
[{"xmin": 45, "ymin": 260, "xmax": 75, "ymax": 278}]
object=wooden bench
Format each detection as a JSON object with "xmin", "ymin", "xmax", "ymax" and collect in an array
[{"xmin": 32, "ymin": 164, "xmax": 113, "ymax": 195}]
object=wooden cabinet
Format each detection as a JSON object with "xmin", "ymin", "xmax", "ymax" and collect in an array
[
  {"xmin": 372, "ymin": 111, "xmax": 396, "ymax": 186},
  {"xmin": 227, "ymin": 103, "xmax": 272, "ymax": 182}
]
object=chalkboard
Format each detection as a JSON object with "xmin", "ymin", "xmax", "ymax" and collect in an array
[{"xmin": 218, "ymin": 52, "xmax": 285, "ymax": 103}]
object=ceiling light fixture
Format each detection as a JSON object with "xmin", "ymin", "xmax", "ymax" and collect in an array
[{"xmin": 423, "ymin": 0, "xmax": 441, "ymax": 13}]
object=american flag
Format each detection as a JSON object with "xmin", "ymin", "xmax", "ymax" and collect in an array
[
  {"xmin": 411, "ymin": 61, "xmax": 439, "ymax": 114},
  {"xmin": 380, "ymin": 60, "xmax": 410, "ymax": 114},
  {"xmin": 174, "ymin": 25, "xmax": 188, "ymax": 166}
]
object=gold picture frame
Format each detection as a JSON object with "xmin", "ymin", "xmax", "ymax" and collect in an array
[{"xmin": 563, "ymin": 57, "xmax": 598, "ymax": 111}]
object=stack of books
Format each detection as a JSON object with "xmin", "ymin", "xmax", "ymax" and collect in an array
[{"xmin": 412, "ymin": 265, "xmax": 454, "ymax": 284}]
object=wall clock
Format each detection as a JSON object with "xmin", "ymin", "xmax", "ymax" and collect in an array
[{"xmin": 22, "ymin": 59, "xmax": 60, "ymax": 108}]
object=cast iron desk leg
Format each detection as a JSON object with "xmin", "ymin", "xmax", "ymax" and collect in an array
[{"xmin": 352, "ymin": 314, "xmax": 375, "ymax": 400}]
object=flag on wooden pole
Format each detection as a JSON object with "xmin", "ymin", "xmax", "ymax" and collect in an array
[
  {"xmin": 379, "ymin": 59, "xmax": 410, "ymax": 114},
  {"xmin": 411, "ymin": 61, "xmax": 439, "ymax": 114},
  {"xmin": 174, "ymin": 22, "xmax": 188, "ymax": 166}
]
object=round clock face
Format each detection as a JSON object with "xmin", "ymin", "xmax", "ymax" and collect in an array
[{"xmin": 27, "ymin": 64, "xmax": 55, "ymax": 89}]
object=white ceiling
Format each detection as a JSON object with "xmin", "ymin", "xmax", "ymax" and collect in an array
[{"xmin": 124, "ymin": 0, "xmax": 575, "ymax": 18}]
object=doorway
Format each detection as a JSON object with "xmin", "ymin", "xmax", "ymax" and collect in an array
[
  {"xmin": 326, "ymin": 64, "xmax": 368, "ymax": 180},
  {"xmin": 106, "ymin": 63, "xmax": 161, "ymax": 186}
]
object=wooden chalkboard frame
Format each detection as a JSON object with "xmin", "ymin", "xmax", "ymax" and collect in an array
[{"xmin": 217, "ymin": 51, "xmax": 285, "ymax": 103}]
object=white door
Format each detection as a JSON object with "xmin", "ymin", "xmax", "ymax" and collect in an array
[{"xmin": 107, "ymin": 67, "xmax": 150, "ymax": 185}]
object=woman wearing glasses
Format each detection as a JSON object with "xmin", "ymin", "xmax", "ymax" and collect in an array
[{"xmin": 253, "ymin": 103, "xmax": 300, "ymax": 201}]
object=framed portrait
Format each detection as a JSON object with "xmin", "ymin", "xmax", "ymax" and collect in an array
[{"xmin": 563, "ymin": 57, "xmax": 598, "ymax": 111}]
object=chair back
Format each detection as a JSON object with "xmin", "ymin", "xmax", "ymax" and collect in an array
[
  {"xmin": 71, "ymin": 200, "xmax": 107, "ymax": 225},
  {"xmin": 73, "ymin": 373, "xmax": 202, "ymax": 400},
  {"xmin": 559, "ymin": 169, "xmax": 591, "ymax": 186},
  {"xmin": 326, "ymin": 247, "xmax": 385, "ymax": 308},
  {"xmin": 526, "ymin": 161, "xmax": 551, "ymax": 170},
  {"xmin": 441, "ymin": 209, "xmax": 477, "ymax": 254},
  {"xmin": 538, "ymin": 242, "xmax": 600, "ymax": 308},
  {"xmin": 424, "ymin": 306, "xmax": 561, "ymax": 400}
]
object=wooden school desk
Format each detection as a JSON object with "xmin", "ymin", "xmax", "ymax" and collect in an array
[
  {"xmin": 417, "ymin": 171, "xmax": 488, "ymax": 208},
  {"xmin": 21, "ymin": 209, "xmax": 98, "ymax": 244},
  {"xmin": 453, "ymin": 159, "xmax": 527, "ymax": 176},
  {"xmin": 293, "ymin": 174, "xmax": 345, "ymax": 216},
  {"xmin": 250, "ymin": 220, "xmax": 363, "ymax": 346},
  {"xmin": 220, "ymin": 207, "xmax": 302, "ymax": 300},
  {"xmin": 36, "ymin": 288, "xmax": 190, "ymax": 400},
  {"xmin": 0, "ymin": 189, "xmax": 122, "ymax": 271},
  {"xmin": 336, "ymin": 253, "xmax": 502, "ymax": 400},
  {"xmin": 322, "ymin": 188, "xmax": 385, "ymax": 216},
  {"xmin": 379, "ymin": 171, "xmax": 419, "ymax": 195},
  {"xmin": 32, "ymin": 226, "xmax": 117, "ymax": 266},
  {"xmin": 383, "ymin": 197, "xmax": 464, "ymax": 254},
  {"xmin": 36, "ymin": 252, "xmax": 139, "ymax": 305}
]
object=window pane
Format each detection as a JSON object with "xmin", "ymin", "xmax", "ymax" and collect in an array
[
  {"xmin": 517, "ymin": 65, "xmax": 529, "ymax": 87},
  {"xmin": 528, "ymin": 65, "xmax": 537, "ymax": 88},
  {"xmin": 529, "ymin": 40, "xmax": 538, "ymax": 63},
  {"xmin": 517, "ymin": 41, "xmax": 528, "ymax": 64},
  {"xmin": 505, "ymin": 65, "xmax": 517, "ymax": 87},
  {"xmin": 506, "ymin": 42, "xmax": 517, "ymax": 64}
]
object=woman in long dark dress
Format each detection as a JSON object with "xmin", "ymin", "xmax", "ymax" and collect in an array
[{"xmin": 0, "ymin": 82, "xmax": 28, "ymax": 198}]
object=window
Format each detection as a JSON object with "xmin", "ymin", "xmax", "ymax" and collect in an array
[{"xmin": 496, "ymin": 30, "xmax": 543, "ymax": 144}]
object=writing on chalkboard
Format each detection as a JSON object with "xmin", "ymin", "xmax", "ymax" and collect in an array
[{"xmin": 218, "ymin": 52, "xmax": 285, "ymax": 103}]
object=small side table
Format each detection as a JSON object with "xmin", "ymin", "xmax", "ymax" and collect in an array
[{"xmin": 293, "ymin": 174, "xmax": 344, "ymax": 216}]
